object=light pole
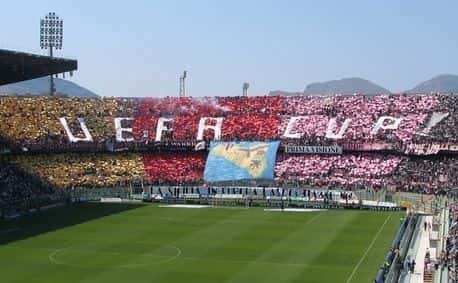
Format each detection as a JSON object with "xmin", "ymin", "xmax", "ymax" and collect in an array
[
  {"xmin": 179, "ymin": 71, "xmax": 187, "ymax": 97},
  {"xmin": 40, "ymin": 12, "xmax": 63, "ymax": 95},
  {"xmin": 243, "ymin": 82, "xmax": 249, "ymax": 97}
]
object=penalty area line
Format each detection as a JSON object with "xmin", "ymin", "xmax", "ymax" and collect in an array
[
  {"xmin": 305, "ymin": 212, "xmax": 323, "ymax": 225},
  {"xmin": 345, "ymin": 214, "xmax": 391, "ymax": 283}
]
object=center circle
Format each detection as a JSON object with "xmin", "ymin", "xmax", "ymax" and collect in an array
[{"xmin": 49, "ymin": 245, "xmax": 181, "ymax": 268}]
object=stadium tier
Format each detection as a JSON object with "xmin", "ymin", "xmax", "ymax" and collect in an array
[
  {"xmin": 1, "ymin": 152, "xmax": 456, "ymax": 192},
  {"xmin": 1, "ymin": 93, "xmax": 458, "ymax": 192},
  {"xmin": 0, "ymin": 94, "xmax": 457, "ymax": 154}
]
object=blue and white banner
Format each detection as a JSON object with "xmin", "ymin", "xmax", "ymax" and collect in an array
[{"xmin": 203, "ymin": 141, "xmax": 280, "ymax": 182}]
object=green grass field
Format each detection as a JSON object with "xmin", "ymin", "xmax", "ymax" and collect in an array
[{"xmin": 0, "ymin": 203, "xmax": 403, "ymax": 283}]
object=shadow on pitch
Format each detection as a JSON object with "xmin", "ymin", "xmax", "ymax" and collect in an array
[{"xmin": 0, "ymin": 202, "xmax": 145, "ymax": 245}]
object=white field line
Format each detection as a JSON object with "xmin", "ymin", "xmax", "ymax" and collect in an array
[
  {"xmin": 305, "ymin": 212, "xmax": 323, "ymax": 225},
  {"xmin": 158, "ymin": 204, "xmax": 211, "ymax": 209},
  {"xmin": 48, "ymin": 245, "xmax": 182, "ymax": 268},
  {"xmin": 264, "ymin": 208, "xmax": 327, "ymax": 213},
  {"xmin": 46, "ymin": 214, "xmax": 324, "ymax": 270},
  {"xmin": 212, "ymin": 206, "xmax": 249, "ymax": 210},
  {"xmin": 345, "ymin": 214, "xmax": 392, "ymax": 283},
  {"xmin": 48, "ymin": 247, "xmax": 348, "ymax": 270}
]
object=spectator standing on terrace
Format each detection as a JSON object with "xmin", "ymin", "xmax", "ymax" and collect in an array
[
  {"xmin": 406, "ymin": 257, "xmax": 411, "ymax": 273},
  {"xmin": 411, "ymin": 259, "xmax": 416, "ymax": 273}
]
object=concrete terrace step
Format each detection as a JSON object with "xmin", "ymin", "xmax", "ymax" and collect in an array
[{"xmin": 423, "ymin": 271, "xmax": 433, "ymax": 283}]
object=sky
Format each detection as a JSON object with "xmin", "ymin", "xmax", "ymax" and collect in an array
[{"xmin": 1, "ymin": 0, "xmax": 457, "ymax": 97}]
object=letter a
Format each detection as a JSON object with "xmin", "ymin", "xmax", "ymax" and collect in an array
[{"xmin": 197, "ymin": 117, "xmax": 224, "ymax": 140}]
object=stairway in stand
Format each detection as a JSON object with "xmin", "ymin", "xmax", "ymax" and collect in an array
[{"xmin": 423, "ymin": 271, "xmax": 433, "ymax": 283}]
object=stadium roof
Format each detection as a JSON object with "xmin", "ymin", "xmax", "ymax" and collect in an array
[{"xmin": 0, "ymin": 49, "xmax": 77, "ymax": 86}]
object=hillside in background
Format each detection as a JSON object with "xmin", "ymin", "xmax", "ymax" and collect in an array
[
  {"xmin": 268, "ymin": 90, "xmax": 304, "ymax": 96},
  {"xmin": 2, "ymin": 74, "xmax": 458, "ymax": 98},
  {"xmin": 303, "ymin": 77, "xmax": 390, "ymax": 95},
  {"xmin": 407, "ymin": 74, "xmax": 458, "ymax": 94},
  {"xmin": 270, "ymin": 77, "xmax": 390, "ymax": 96},
  {"xmin": 0, "ymin": 77, "xmax": 98, "ymax": 98},
  {"xmin": 271, "ymin": 75, "xmax": 458, "ymax": 96}
]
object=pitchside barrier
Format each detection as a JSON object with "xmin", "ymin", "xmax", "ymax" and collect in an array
[
  {"xmin": 70, "ymin": 186, "xmax": 131, "ymax": 202},
  {"xmin": 375, "ymin": 213, "xmax": 419, "ymax": 283},
  {"xmin": 67, "ymin": 186, "xmax": 450, "ymax": 214},
  {"xmin": 138, "ymin": 187, "xmax": 403, "ymax": 211}
]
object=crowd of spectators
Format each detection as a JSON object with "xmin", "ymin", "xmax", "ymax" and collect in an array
[
  {"xmin": 0, "ymin": 160, "xmax": 56, "ymax": 216},
  {"xmin": 392, "ymin": 156, "xmax": 458, "ymax": 194},
  {"xmin": 275, "ymin": 153, "xmax": 402, "ymax": 188},
  {"xmin": 0, "ymin": 96, "xmax": 139, "ymax": 149},
  {"xmin": 1, "ymin": 151, "xmax": 458, "ymax": 195},
  {"xmin": 427, "ymin": 96, "xmax": 458, "ymax": 141},
  {"xmin": 143, "ymin": 152, "xmax": 206, "ymax": 184},
  {"xmin": 7, "ymin": 153, "xmax": 144, "ymax": 188},
  {"xmin": 1, "ymin": 94, "xmax": 457, "ymax": 153},
  {"xmin": 282, "ymin": 95, "xmax": 438, "ymax": 144},
  {"xmin": 3, "ymin": 94, "xmax": 458, "ymax": 211},
  {"xmin": 275, "ymin": 154, "xmax": 458, "ymax": 193}
]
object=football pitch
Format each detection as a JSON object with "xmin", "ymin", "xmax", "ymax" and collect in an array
[{"xmin": 0, "ymin": 203, "xmax": 403, "ymax": 283}]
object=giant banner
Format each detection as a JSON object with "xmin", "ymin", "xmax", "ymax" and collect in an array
[
  {"xmin": 203, "ymin": 141, "xmax": 280, "ymax": 182},
  {"xmin": 1, "ymin": 95, "xmax": 456, "ymax": 155}
]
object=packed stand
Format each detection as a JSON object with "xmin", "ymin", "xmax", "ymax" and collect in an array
[
  {"xmin": 393, "ymin": 156, "xmax": 458, "ymax": 194},
  {"xmin": 425, "ymin": 95, "xmax": 458, "ymax": 142},
  {"xmin": 1, "ymin": 150, "xmax": 457, "ymax": 193},
  {"xmin": 0, "ymin": 160, "xmax": 56, "ymax": 216},
  {"xmin": 8, "ymin": 153, "xmax": 145, "ymax": 188},
  {"xmin": 275, "ymin": 153, "xmax": 403, "ymax": 189},
  {"xmin": 282, "ymin": 95, "xmax": 438, "ymax": 145},
  {"xmin": 0, "ymin": 96, "xmax": 139, "ymax": 151},
  {"xmin": 275, "ymin": 154, "xmax": 458, "ymax": 193},
  {"xmin": 143, "ymin": 152, "xmax": 206, "ymax": 184},
  {"xmin": 2, "ymin": 94, "xmax": 458, "ymax": 201},
  {"xmin": 1, "ymin": 94, "xmax": 457, "ymax": 153}
]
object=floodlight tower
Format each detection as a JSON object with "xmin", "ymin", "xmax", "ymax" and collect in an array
[
  {"xmin": 242, "ymin": 82, "xmax": 249, "ymax": 97},
  {"xmin": 179, "ymin": 71, "xmax": 187, "ymax": 97},
  {"xmin": 40, "ymin": 12, "xmax": 63, "ymax": 95}
]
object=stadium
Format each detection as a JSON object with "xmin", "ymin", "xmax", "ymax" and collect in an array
[
  {"xmin": 2, "ymin": 88, "xmax": 457, "ymax": 283},
  {"xmin": 1, "ymin": 5, "xmax": 458, "ymax": 283}
]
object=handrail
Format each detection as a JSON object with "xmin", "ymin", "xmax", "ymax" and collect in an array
[{"xmin": 382, "ymin": 213, "xmax": 420, "ymax": 282}]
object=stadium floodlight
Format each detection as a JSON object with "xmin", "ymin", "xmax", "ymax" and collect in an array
[
  {"xmin": 40, "ymin": 12, "xmax": 64, "ymax": 95},
  {"xmin": 243, "ymin": 82, "xmax": 249, "ymax": 96},
  {"xmin": 179, "ymin": 71, "xmax": 187, "ymax": 97}
]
